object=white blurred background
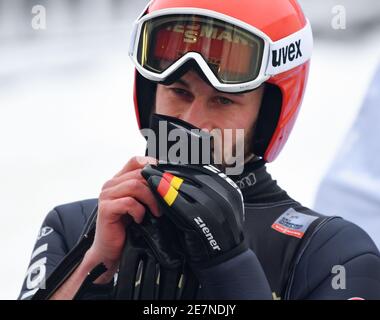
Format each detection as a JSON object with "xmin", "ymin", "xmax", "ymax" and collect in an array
[{"xmin": 0, "ymin": 0, "xmax": 379, "ymax": 299}]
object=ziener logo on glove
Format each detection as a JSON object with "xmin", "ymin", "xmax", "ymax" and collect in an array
[{"xmin": 194, "ymin": 217, "xmax": 221, "ymax": 251}]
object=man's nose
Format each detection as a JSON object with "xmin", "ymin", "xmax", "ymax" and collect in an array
[{"xmin": 179, "ymin": 98, "xmax": 212, "ymax": 131}]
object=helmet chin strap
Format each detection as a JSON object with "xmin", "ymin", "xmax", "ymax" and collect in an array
[{"xmin": 244, "ymin": 153, "xmax": 258, "ymax": 164}]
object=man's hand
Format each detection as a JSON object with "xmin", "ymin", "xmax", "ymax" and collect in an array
[
  {"xmin": 85, "ymin": 156, "xmax": 160, "ymax": 283},
  {"xmin": 141, "ymin": 163, "xmax": 247, "ymax": 269}
]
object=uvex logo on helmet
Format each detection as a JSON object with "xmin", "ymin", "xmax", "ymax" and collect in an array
[{"xmin": 272, "ymin": 39, "xmax": 303, "ymax": 68}]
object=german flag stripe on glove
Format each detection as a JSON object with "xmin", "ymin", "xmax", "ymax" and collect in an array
[{"xmin": 156, "ymin": 172, "xmax": 184, "ymax": 206}]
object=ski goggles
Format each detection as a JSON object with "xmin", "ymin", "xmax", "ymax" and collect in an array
[{"xmin": 129, "ymin": 8, "xmax": 313, "ymax": 93}]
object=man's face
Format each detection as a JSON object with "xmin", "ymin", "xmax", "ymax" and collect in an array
[{"xmin": 155, "ymin": 70, "xmax": 264, "ymax": 166}]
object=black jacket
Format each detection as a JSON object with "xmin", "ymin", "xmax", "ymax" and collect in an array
[{"xmin": 19, "ymin": 161, "xmax": 380, "ymax": 300}]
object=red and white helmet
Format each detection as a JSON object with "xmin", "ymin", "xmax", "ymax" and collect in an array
[{"xmin": 129, "ymin": 0, "xmax": 313, "ymax": 162}]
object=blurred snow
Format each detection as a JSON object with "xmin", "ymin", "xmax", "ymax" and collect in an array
[
  {"xmin": 0, "ymin": 0, "xmax": 380, "ymax": 299},
  {"xmin": 314, "ymin": 66, "xmax": 380, "ymax": 248},
  {"xmin": 299, "ymin": 0, "xmax": 380, "ymax": 38}
]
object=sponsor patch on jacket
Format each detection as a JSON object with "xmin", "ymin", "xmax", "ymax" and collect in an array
[{"xmin": 271, "ymin": 208, "xmax": 318, "ymax": 239}]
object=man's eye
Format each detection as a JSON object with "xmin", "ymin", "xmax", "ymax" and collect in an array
[
  {"xmin": 216, "ymin": 96, "xmax": 234, "ymax": 105},
  {"xmin": 172, "ymin": 88, "xmax": 191, "ymax": 97}
]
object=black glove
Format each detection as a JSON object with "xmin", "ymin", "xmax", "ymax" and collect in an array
[
  {"xmin": 114, "ymin": 211, "xmax": 199, "ymax": 300},
  {"xmin": 141, "ymin": 163, "xmax": 247, "ymax": 270}
]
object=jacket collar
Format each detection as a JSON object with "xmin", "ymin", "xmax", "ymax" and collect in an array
[{"xmin": 230, "ymin": 159, "xmax": 290, "ymax": 203}]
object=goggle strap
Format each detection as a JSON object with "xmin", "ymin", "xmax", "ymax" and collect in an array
[
  {"xmin": 266, "ymin": 20, "xmax": 313, "ymax": 76},
  {"xmin": 129, "ymin": 1, "xmax": 152, "ymax": 57},
  {"xmin": 129, "ymin": 22, "xmax": 138, "ymax": 57}
]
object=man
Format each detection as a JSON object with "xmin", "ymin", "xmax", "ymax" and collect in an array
[{"xmin": 19, "ymin": 0, "xmax": 380, "ymax": 300}]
